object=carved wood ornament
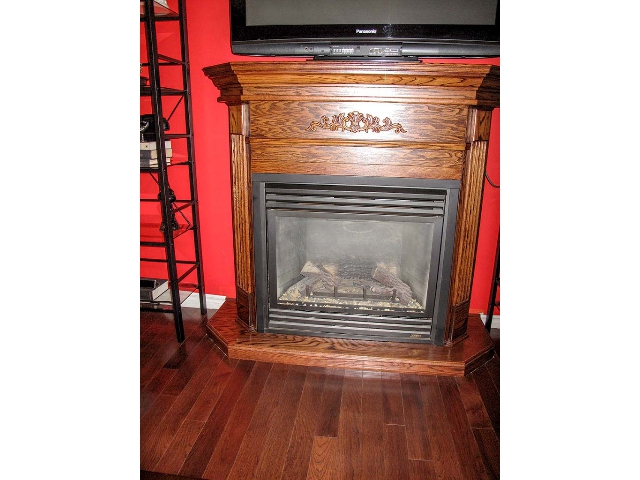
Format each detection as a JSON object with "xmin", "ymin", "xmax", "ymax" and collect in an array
[{"xmin": 306, "ymin": 111, "xmax": 407, "ymax": 134}]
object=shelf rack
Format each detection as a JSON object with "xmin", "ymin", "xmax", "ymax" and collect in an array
[{"xmin": 140, "ymin": 0, "xmax": 206, "ymax": 342}]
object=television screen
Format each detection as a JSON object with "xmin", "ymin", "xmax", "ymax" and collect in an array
[{"xmin": 231, "ymin": 0, "xmax": 499, "ymax": 59}]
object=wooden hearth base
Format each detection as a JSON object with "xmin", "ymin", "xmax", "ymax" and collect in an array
[{"xmin": 205, "ymin": 299, "xmax": 494, "ymax": 376}]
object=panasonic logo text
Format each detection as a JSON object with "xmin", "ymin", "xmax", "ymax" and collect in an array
[{"xmin": 356, "ymin": 29, "xmax": 377, "ymax": 34}]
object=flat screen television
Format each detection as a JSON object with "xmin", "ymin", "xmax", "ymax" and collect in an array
[{"xmin": 231, "ymin": 0, "xmax": 499, "ymax": 59}]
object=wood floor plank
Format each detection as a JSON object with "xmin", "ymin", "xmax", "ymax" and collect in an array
[
  {"xmin": 314, "ymin": 368, "xmax": 345, "ymax": 438},
  {"xmin": 184, "ymin": 356, "xmax": 238, "ymax": 423},
  {"xmin": 145, "ymin": 368, "xmax": 179, "ymax": 398},
  {"xmin": 153, "ymin": 420, "xmax": 205, "ymax": 474},
  {"xmin": 140, "ymin": 325, "xmax": 182, "ymax": 377},
  {"xmin": 408, "ymin": 460, "xmax": 437, "ymax": 480},
  {"xmin": 456, "ymin": 373, "xmax": 494, "ymax": 429},
  {"xmin": 471, "ymin": 364, "xmax": 500, "ymax": 437},
  {"xmin": 307, "ymin": 436, "xmax": 339, "ymax": 480},
  {"xmin": 253, "ymin": 365, "xmax": 309, "ymax": 479},
  {"xmin": 281, "ymin": 367, "xmax": 328, "ymax": 480},
  {"xmin": 140, "ymin": 348, "xmax": 224, "ymax": 471},
  {"xmin": 178, "ymin": 360, "xmax": 256, "ymax": 478},
  {"xmin": 141, "ymin": 315, "xmax": 163, "ymax": 348},
  {"xmin": 380, "ymin": 372, "xmax": 404, "ymax": 426},
  {"xmin": 401, "ymin": 374, "xmax": 431, "ymax": 460},
  {"xmin": 141, "ymin": 394, "xmax": 178, "ymax": 447},
  {"xmin": 359, "ymin": 371, "xmax": 384, "ymax": 480},
  {"xmin": 201, "ymin": 361, "xmax": 274, "ymax": 480},
  {"xmin": 383, "ymin": 424, "xmax": 410, "ymax": 480},
  {"xmin": 484, "ymin": 354, "xmax": 500, "ymax": 395},
  {"xmin": 473, "ymin": 427, "xmax": 500, "ymax": 480},
  {"xmin": 224, "ymin": 363, "xmax": 292, "ymax": 480},
  {"xmin": 161, "ymin": 333, "xmax": 214, "ymax": 396},
  {"xmin": 438, "ymin": 376, "xmax": 491, "ymax": 480},
  {"xmin": 140, "ymin": 470, "xmax": 202, "ymax": 480},
  {"xmin": 420, "ymin": 376, "xmax": 465, "ymax": 479},
  {"xmin": 141, "ymin": 324, "xmax": 202, "ymax": 389},
  {"xmin": 335, "ymin": 369, "xmax": 362, "ymax": 480},
  {"xmin": 139, "ymin": 310, "xmax": 499, "ymax": 480}
]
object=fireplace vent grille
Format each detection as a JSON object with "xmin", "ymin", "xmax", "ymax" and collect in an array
[
  {"xmin": 265, "ymin": 184, "xmax": 446, "ymax": 217},
  {"xmin": 268, "ymin": 308, "xmax": 433, "ymax": 342}
]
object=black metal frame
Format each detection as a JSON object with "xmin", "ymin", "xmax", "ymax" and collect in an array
[
  {"xmin": 252, "ymin": 173, "xmax": 459, "ymax": 345},
  {"xmin": 140, "ymin": 0, "xmax": 206, "ymax": 342},
  {"xmin": 485, "ymin": 232, "xmax": 500, "ymax": 331}
]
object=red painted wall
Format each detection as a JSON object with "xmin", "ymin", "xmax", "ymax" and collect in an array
[{"xmin": 152, "ymin": 0, "xmax": 500, "ymax": 313}]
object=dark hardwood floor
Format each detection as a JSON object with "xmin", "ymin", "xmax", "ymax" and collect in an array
[{"xmin": 141, "ymin": 307, "xmax": 500, "ymax": 479}]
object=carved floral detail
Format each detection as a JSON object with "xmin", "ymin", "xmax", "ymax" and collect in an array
[{"xmin": 306, "ymin": 111, "xmax": 407, "ymax": 134}]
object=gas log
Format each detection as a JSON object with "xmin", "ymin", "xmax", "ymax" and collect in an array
[
  {"xmin": 372, "ymin": 266, "xmax": 414, "ymax": 305},
  {"xmin": 300, "ymin": 261, "xmax": 341, "ymax": 290}
]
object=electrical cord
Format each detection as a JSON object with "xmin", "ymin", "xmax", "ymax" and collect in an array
[{"xmin": 485, "ymin": 171, "xmax": 500, "ymax": 188}]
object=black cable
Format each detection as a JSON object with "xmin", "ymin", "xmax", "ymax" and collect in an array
[{"xmin": 485, "ymin": 171, "xmax": 500, "ymax": 188}]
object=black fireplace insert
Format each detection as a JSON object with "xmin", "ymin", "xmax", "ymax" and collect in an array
[{"xmin": 253, "ymin": 174, "xmax": 459, "ymax": 345}]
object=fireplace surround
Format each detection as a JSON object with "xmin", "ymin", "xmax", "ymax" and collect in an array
[
  {"xmin": 253, "ymin": 173, "xmax": 459, "ymax": 345},
  {"xmin": 202, "ymin": 61, "xmax": 499, "ymax": 374}
]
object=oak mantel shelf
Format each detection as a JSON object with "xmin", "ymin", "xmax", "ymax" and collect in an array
[{"xmin": 206, "ymin": 299, "xmax": 494, "ymax": 377}]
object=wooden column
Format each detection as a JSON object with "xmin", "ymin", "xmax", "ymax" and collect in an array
[
  {"xmin": 445, "ymin": 108, "xmax": 494, "ymax": 345},
  {"xmin": 228, "ymin": 103, "xmax": 256, "ymax": 330}
]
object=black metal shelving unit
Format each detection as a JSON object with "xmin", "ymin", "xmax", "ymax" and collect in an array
[
  {"xmin": 485, "ymin": 232, "xmax": 500, "ymax": 331},
  {"xmin": 140, "ymin": 0, "xmax": 206, "ymax": 342}
]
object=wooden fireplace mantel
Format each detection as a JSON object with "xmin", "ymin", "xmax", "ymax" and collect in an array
[{"xmin": 203, "ymin": 61, "xmax": 499, "ymax": 368}]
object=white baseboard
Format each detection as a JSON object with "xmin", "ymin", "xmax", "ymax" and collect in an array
[
  {"xmin": 480, "ymin": 314, "xmax": 500, "ymax": 329},
  {"xmin": 182, "ymin": 292, "xmax": 226, "ymax": 310}
]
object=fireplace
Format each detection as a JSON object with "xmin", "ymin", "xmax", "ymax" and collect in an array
[
  {"xmin": 253, "ymin": 174, "xmax": 459, "ymax": 345},
  {"xmin": 202, "ymin": 61, "xmax": 499, "ymax": 374}
]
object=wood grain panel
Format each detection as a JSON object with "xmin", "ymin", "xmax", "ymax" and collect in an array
[
  {"xmin": 250, "ymin": 143, "xmax": 464, "ymax": 180},
  {"xmin": 445, "ymin": 108, "xmax": 493, "ymax": 344},
  {"xmin": 229, "ymin": 103, "xmax": 249, "ymax": 136},
  {"xmin": 235, "ymin": 287, "xmax": 254, "ymax": 331},
  {"xmin": 229, "ymin": 132, "xmax": 255, "ymax": 297},
  {"xmin": 250, "ymin": 101, "xmax": 467, "ymax": 143},
  {"xmin": 240, "ymin": 84, "xmax": 490, "ymax": 104}
]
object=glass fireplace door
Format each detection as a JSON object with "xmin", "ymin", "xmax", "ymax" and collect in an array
[{"xmin": 268, "ymin": 212, "xmax": 442, "ymax": 317}]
